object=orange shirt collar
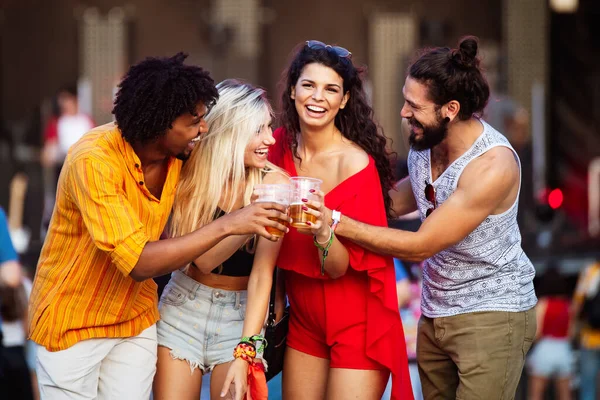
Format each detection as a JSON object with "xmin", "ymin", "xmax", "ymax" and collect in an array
[{"xmin": 111, "ymin": 125, "xmax": 178, "ymax": 202}]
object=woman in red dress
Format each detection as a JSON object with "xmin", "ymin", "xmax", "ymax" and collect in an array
[{"xmin": 269, "ymin": 41, "xmax": 412, "ymax": 399}]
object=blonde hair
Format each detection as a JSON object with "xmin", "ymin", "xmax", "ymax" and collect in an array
[{"xmin": 170, "ymin": 79, "xmax": 280, "ymax": 238}]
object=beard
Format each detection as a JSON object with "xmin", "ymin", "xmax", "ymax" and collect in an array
[
  {"xmin": 408, "ymin": 112, "xmax": 449, "ymax": 151},
  {"xmin": 175, "ymin": 144, "xmax": 195, "ymax": 161},
  {"xmin": 175, "ymin": 151, "xmax": 190, "ymax": 161}
]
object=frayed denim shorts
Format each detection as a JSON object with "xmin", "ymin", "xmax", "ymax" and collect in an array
[
  {"xmin": 157, "ymin": 269, "xmax": 247, "ymax": 374},
  {"xmin": 527, "ymin": 337, "xmax": 574, "ymax": 378}
]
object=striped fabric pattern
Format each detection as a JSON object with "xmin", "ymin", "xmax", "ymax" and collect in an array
[{"xmin": 28, "ymin": 123, "xmax": 181, "ymax": 351}]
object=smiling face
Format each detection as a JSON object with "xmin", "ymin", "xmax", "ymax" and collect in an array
[
  {"xmin": 400, "ymin": 76, "xmax": 449, "ymax": 151},
  {"xmin": 159, "ymin": 102, "xmax": 209, "ymax": 160},
  {"xmin": 290, "ymin": 63, "xmax": 350, "ymax": 131},
  {"xmin": 243, "ymin": 108, "xmax": 275, "ymax": 169}
]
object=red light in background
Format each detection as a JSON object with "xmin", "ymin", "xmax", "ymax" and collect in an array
[{"xmin": 548, "ymin": 188, "xmax": 564, "ymax": 209}]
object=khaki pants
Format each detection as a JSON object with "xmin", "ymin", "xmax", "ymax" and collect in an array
[
  {"xmin": 417, "ymin": 309, "xmax": 536, "ymax": 400},
  {"xmin": 36, "ymin": 325, "xmax": 157, "ymax": 400}
]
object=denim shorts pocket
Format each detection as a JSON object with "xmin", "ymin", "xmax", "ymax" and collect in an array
[{"xmin": 161, "ymin": 285, "xmax": 188, "ymax": 307}]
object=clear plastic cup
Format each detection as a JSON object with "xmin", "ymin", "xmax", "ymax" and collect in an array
[
  {"xmin": 289, "ymin": 177, "xmax": 322, "ymax": 229},
  {"xmin": 253, "ymin": 184, "xmax": 292, "ymax": 238}
]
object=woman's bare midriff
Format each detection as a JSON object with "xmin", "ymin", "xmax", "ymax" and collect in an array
[
  {"xmin": 187, "ymin": 264, "xmax": 287, "ymax": 323},
  {"xmin": 186, "ymin": 265, "xmax": 249, "ymax": 291}
]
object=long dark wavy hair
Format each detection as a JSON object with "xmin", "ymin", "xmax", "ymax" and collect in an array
[{"xmin": 279, "ymin": 43, "xmax": 394, "ymax": 216}]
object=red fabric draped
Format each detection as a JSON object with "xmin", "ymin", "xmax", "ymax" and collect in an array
[{"xmin": 269, "ymin": 128, "xmax": 414, "ymax": 399}]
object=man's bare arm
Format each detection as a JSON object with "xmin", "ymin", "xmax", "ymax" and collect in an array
[
  {"xmin": 130, "ymin": 202, "xmax": 289, "ymax": 281},
  {"xmin": 389, "ymin": 177, "xmax": 418, "ymax": 218},
  {"xmin": 336, "ymin": 149, "xmax": 519, "ymax": 261}
]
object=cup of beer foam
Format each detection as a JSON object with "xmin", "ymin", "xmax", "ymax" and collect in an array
[
  {"xmin": 289, "ymin": 177, "xmax": 322, "ymax": 229},
  {"xmin": 253, "ymin": 183, "xmax": 292, "ymax": 238}
]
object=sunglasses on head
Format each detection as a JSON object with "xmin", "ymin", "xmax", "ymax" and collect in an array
[
  {"xmin": 305, "ymin": 40, "xmax": 352, "ymax": 59},
  {"xmin": 425, "ymin": 181, "xmax": 437, "ymax": 218}
]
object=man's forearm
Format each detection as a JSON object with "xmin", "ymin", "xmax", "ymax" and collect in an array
[
  {"xmin": 389, "ymin": 177, "xmax": 418, "ymax": 218},
  {"xmin": 131, "ymin": 217, "xmax": 230, "ymax": 281},
  {"xmin": 192, "ymin": 234, "xmax": 251, "ymax": 274},
  {"xmin": 335, "ymin": 215, "xmax": 431, "ymax": 262}
]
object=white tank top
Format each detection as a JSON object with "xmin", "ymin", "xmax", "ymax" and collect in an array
[{"xmin": 407, "ymin": 119, "xmax": 537, "ymax": 318}]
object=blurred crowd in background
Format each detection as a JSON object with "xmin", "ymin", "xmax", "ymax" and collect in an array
[{"xmin": 1, "ymin": 0, "xmax": 599, "ymax": 399}]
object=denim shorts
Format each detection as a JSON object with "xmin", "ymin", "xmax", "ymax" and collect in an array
[
  {"xmin": 157, "ymin": 269, "xmax": 247, "ymax": 374},
  {"xmin": 527, "ymin": 337, "xmax": 574, "ymax": 378}
]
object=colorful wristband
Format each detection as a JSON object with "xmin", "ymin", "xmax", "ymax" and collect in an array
[
  {"xmin": 240, "ymin": 335, "xmax": 268, "ymax": 353},
  {"xmin": 313, "ymin": 228, "xmax": 335, "ymax": 275},
  {"xmin": 233, "ymin": 342, "xmax": 257, "ymax": 364}
]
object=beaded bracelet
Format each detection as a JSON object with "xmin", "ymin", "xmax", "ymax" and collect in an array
[
  {"xmin": 233, "ymin": 342, "xmax": 257, "ymax": 364},
  {"xmin": 240, "ymin": 335, "xmax": 268, "ymax": 354},
  {"xmin": 313, "ymin": 227, "xmax": 334, "ymax": 275}
]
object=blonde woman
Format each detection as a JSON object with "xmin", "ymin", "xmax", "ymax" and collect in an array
[{"xmin": 153, "ymin": 79, "xmax": 288, "ymax": 400}]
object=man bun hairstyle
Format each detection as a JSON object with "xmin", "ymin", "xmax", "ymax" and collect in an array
[{"xmin": 408, "ymin": 35, "xmax": 490, "ymax": 120}]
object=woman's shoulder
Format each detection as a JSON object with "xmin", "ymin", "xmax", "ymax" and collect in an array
[{"xmin": 339, "ymin": 142, "xmax": 371, "ymax": 178}]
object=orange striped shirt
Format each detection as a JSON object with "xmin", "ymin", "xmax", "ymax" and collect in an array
[{"xmin": 28, "ymin": 122, "xmax": 181, "ymax": 351}]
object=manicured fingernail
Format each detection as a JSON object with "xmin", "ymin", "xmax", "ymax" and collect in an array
[
  {"xmin": 302, "ymin": 206, "xmax": 308, "ymax": 211},
  {"xmin": 309, "ymin": 189, "xmax": 315, "ymax": 193},
  {"xmin": 306, "ymin": 221, "xmax": 312, "ymax": 225},
  {"xmin": 220, "ymin": 392, "xmax": 225, "ymax": 397},
  {"xmin": 301, "ymin": 198, "xmax": 308, "ymax": 202}
]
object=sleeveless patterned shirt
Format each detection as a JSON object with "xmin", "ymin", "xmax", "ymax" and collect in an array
[{"xmin": 407, "ymin": 119, "xmax": 537, "ymax": 318}]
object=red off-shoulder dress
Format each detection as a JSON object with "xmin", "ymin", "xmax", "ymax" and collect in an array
[{"xmin": 269, "ymin": 128, "xmax": 413, "ymax": 400}]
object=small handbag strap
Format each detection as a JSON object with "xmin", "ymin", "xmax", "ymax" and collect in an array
[{"xmin": 268, "ymin": 267, "xmax": 278, "ymax": 326}]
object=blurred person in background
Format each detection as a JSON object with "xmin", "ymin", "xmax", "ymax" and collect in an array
[
  {"xmin": 482, "ymin": 46, "xmax": 535, "ymax": 246},
  {"xmin": 153, "ymin": 79, "xmax": 288, "ymax": 400},
  {"xmin": 0, "ymin": 206, "xmax": 31, "ymax": 398},
  {"xmin": 40, "ymin": 84, "xmax": 94, "ymax": 172},
  {"xmin": 571, "ymin": 257, "xmax": 600, "ymax": 400},
  {"xmin": 4, "ymin": 171, "xmax": 39, "ymax": 399},
  {"xmin": 0, "ymin": 207, "xmax": 22, "ymax": 292},
  {"xmin": 485, "ymin": 97, "xmax": 535, "ymax": 243},
  {"xmin": 383, "ymin": 259, "xmax": 424, "ymax": 400},
  {"xmin": 0, "ymin": 210, "xmax": 23, "ymax": 290},
  {"xmin": 28, "ymin": 53, "xmax": 290, "ymax": 400},
  {"xmin": 527, "ymin": 263, "xmax": 573, "ymax": 400},
  {"xmin": 267, "ymin": 40, "xmax": 413, "ymax": 400},
  {"xmin": 40, "ymin": 85, "xmax": 95, "ymax": 235},
  {"xmin": 0, "ymin": 270, "xmax": 36, "ymax": 400},
  {"xmin": 320, "ymin": 36, "xmax": 537, "ymax": 400}
]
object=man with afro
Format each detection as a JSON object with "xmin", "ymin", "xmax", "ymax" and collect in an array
[{"xmin": 28, "ymin": 53, "xmax": 289, "ymax": 399}]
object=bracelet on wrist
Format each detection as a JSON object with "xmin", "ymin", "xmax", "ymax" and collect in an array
[
  {"xmin": 315, "ymin": 225, "xmax": 333, "ymax": 245},
  {"xmin": 240, "ymin": 335, "xmax": 268, "ymax": 353},
  {"xmin": 233, "ymin": 342, "xmax": 257, "ymax": 364},
  {"xmin": 313, "ymin": 228, "xmax": 335, "ymax": 276},
  {"xmin": 331, "ymin": 210, "xmax": 341, "ymax": 231}
]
